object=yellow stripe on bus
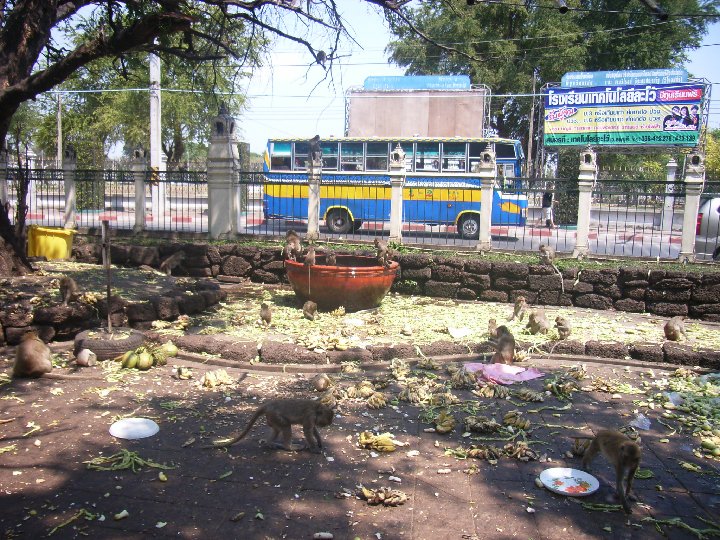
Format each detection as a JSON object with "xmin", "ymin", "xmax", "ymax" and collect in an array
[
  {"xmin": 500, "ymin": 201, "xmax": 521, "ymax": 214},
  {"xmin": 264, "ymin": 184, "xmax": 483, "ymax": 202}
]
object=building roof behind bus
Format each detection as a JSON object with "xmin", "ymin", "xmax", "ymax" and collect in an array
[{"xmin": 268, "ymin": 136, "xmax": 520, "ymax": 144}]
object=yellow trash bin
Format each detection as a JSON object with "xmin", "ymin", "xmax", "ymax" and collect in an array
[{"xmin": 27, "ymin": 226, "xmax": 76, "ymax": 260}]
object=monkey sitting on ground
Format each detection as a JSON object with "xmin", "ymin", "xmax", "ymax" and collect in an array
[
  {"xmin": 374, "ymin": 237, "xmax": 393, "ymax": 268},
  {"xmin": 304, "ymin": 245, "xmax": 316, "ymax": 267},
  {"xmin": 664, "ymin": 316, "xmax": 688, "ymax": 341},
  {"xmin": 59, "ymin": 276, "xmax": 79, "ymax": 306},
  {"xmin": 159, "ymin": 250, "xmax": 186, "ymax": 276},
  {"xmin": 555, "ymin": 316, "xmax": 572, "ymax": 340},
  {"xmin": 260, "ymin": 302, "xmax": 272, "ymax": 326},
  {"xmin": 509, "ymin": 296, "xmax": 528, "ymax": 322},
  {"xmin": 13, "ymin": 332, "xmax": 99, "ymax": 380},
  {"xmin": 283, "ymin": 230, "xmax": 302, "ymax": 261},
  {"xmin": 206, "ymin": 398, "xmax": 334, "ymax": 453},
  {"xmin": 303, "ymin": 300, "xmax": 318, "ymax": 321},
  {"xmin": 580, "ymin": 429, "xmax": 642, "ymax": 514},
  {"xmin": 487, "ymin": 318, "xmax": 498, "ymax": 339},
  {"xmin": 526, "ymin": 310, "xmax": 551, "ymax": 335},
  {"xmin": 491, "ymin": 325, "xmax": 515, "ymax": 364}
]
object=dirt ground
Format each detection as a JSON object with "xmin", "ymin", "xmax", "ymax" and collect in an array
[{"xmin": 1, "ymin": 348, "xmax": 719, "ymax": 539}]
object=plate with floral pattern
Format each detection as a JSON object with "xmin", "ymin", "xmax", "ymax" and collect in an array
[{"xmin": 539, "ymin": 468, "xmax": 599, "ymax": 496}]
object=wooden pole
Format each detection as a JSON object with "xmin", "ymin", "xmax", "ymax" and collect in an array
[{"xmin": 101, "ymin": 220, "xmax": 112, "ymax": 333}]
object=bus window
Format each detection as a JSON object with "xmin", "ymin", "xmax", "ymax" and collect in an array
[
  {"xmin": 270, "ymin": 141, "xmax": 292, "ymax": 170},
  {"xmin": 341, "ymin": 142, "xmax": 364, "ymax": 171},
  {"xmin": 416, "ymin": 142, "xmax": 439, "ymax": 171},
  {"xmin": 442, "ymin": 142, "xmax": 466, "ymax": 172},
  {"xmin": 321, "ymin": 142, "xmax": 338, "ymax": 171},
  {"xmin": 294, "ymin": 141, "xmax": 309, "ymax": 170},
  {"xmin": 366, "ymin": 142, "xmax": 389, "ymax": 171},
  {"xmin": 496, "ymin": 143, "xmax": 516, "ymax": 159},
  {"xmin": 469, "ymin": 141, "xmax": 492, "ymax": 172}
]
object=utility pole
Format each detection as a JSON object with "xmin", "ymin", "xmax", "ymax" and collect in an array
[
  {"xmin": 56, "ymin": 93, "xmax": 62, "ymax": 168},
  {"xmin": 526, "ymin": 69, "xmax": 537, "ymax": 178}
]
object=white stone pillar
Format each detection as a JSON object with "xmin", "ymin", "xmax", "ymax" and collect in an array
[
  {"xmin": 660, "ymin": 158, "xmax": 678, "ymax": 232},
  {"xmin": 306, "ymin": 160, "xmax": 321, "ymax": 241},
  {"xmin": 678, "ymin": 152, "xmax": 705, "ymax": 263},
  {"xmin": 131, "ymin": 148, "xmax": 147, "ymax": 233},
  {"xmin": 62, "ymin": 146, "xmax": 77, "ymax": 229},
  {"xmin": 0, "ymin": 150, "xmax": 8, "ymax": 205},
  {"xmin": 388, "ymin": 144, "xmax": 406, "ymax": 242},
  {"xmin": 572, "ymin": 147, "xmax": 598, "ymax": 259},
  {"xmin": 476, "ymin": 145, "xmax": 496, "ymax": 251},
  {"xmin": 207, "ymin": 106, "xmax": 239, "ymax": 239}
]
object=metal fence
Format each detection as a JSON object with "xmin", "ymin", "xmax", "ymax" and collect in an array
[{"xmin": 4, "ymin": 167, "xmax": 720, "ymax": 260}]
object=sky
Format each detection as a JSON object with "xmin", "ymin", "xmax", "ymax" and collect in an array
[{"xmin": 237, "ymin": 3, "xmax": 720, "ymax": 154}]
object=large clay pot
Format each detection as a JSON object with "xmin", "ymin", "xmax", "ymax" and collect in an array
[{"xmin": 285, "ymin": 254, "xmax": 399, "ymax": 312}]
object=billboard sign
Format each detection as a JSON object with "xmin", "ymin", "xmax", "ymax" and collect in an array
[
  {"xmin": 543, "ymin": 83, "xmax": 702, "ymax": 147},
  {"xmin": 363, "ymin": 75, "xmax": 471, "ymax": 91},
  {"xmin": 561, "ymin": 69, "xmax": 687, "ymax": 88}
]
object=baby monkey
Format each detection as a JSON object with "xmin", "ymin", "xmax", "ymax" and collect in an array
[
  {"xmin": 374, "ymin": 237, "xmax": 392, "ymax": 268},
  {"xmin": 664, "ymin": 316, "xmax": 688, "ymax": 341},
  {"xmin": 303, "ymin": 300, "xmax": 318, "ymax": 321},
  {"xmin": 487, "ymin": 318, "xmax": 498, "ymax": 339},
  {"xmin": 509, "ymin": 295, "xmax": 528, "ymax": 321},
  {"xmin": 59, "ymin": 276, "xmax": 79, "ymax": 306},
  {"xmin": 304, "ymin": 245, "xmax": 316, "ymax": 267},
  {"xmin": 325, "ymin": 250, "xmax": 337, "ymax": 266},
  {"xmin": 539, "ymin": 244, "xmax": 565, "ymax": 293},
  {"xmin": 555, "ymin": 316, "xmax": 572, "ymax": 340},
  {"xmin": 491, "ymin": 325, "xmax": 515, "ymax": 364},
  {"xmin": 526, "ymin": 310, "xmax": 551, "ymax": 335},
  {"xmin": 207, "ymin": 398, "xmax": 334, "ymax": 453},
  {"xmin": 260, "ymin": 302, "xmax": 272, "ymax": 326},
  {"xmin": 580, "ymin": 430, "xmax": 642, "ymax": 514}
]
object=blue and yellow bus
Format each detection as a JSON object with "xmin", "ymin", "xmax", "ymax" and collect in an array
[{"xmin": 262, "ymin": 136, "xmax": 528, "ymax": 239}]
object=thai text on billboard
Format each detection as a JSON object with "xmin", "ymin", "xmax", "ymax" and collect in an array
[{"xmin": 543, "ymin": 83, "xmax": 702, "ymax": 147}]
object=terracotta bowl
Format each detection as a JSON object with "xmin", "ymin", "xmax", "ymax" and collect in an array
[{"xmin": 285, "ymin": 254, "xmax": 399, "ymax": 312}]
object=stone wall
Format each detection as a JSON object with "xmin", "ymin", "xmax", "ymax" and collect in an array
[{"xmin": 73, "ymin": 239, "xmax": 720, "ymax": 322}]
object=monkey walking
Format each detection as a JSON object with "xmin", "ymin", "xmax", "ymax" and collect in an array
[
  {"xmin": 59, "ymin": 276, "xmax": 79, "ymax": 306},
  {"xmin": 159, "ymin": 250, "xmax": 186, "ymax": 276},
  {"xmin": 526, "ymin": 310, "xmax": 551, "ymax": 335},
  {"xmin": 260, "ymin": 302, "xmax": 272, "ymax": 326},
  {"xmin": 539, "ymin": 244, "xmax": 565, "ymax": 293},
  {"xmin": 206, "ymin": 398, "xmax": 334, "ymax": 453},
  {"xmin": 509, "ymin": 296, "xmax": 528, "ymax": 322},
  {"xmin": 491, "ymin": 325, "xmax": 515, "ymax": 364},
  {"xmin": 579, "ymin": 430, "xmax": 642, "ymax": 514},
  {"xmin": 664, "ymin": 316, "xmax": 688, "ymax": 341},
  {"xmin": 555, "ymin": 316, "xmax": 572, "ymax": 340},
  {"xmin": 13, "ymin": 332, "xmax": 99, "ymax": 380}
]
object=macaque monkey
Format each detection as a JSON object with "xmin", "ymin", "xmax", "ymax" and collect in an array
[
  {"xmin": 555, "ymin": 316, "xmax": 572, "ymax": 340},
  {"xmin": 491, "ymin": 325, "xmax": 515, "ymax": 364},
  {"xmin": 325, "ymin": 251, "xmax": 337, "ymax": 266},
  {"xmin": 13, "ymin": 332, "xmax": 99, "ymax": 380},
  {"xmin": 260, "ymin": 302, "xmax": 272, "ymax": 326},
  {"xmin": 309, "ymin": 134, "xmax": 322, "ymax": 163},
  {"xmin": 159, "ymin": 250, "xmax": 186, "ymax": 276},
  {"xmin": 664, "ymin": 316, "xmax": 688, "ymax": 341},
  {"xmin": 580, "ymin": 430, "xmax": 642, "ymax": 514},
  {"xmin": 526, "ymin": 310, "xmax": 551, "ymax": 335},
  {"xmin": 539, "ymin": 244, "xmax": 565, "ymax": 293},
  {"xmin": 374, "ymin": 237, "xmax": 392, "ymax": 268},
  {"xmin": 487, "ymin": 318, "xmax": 498, "ymax": 339},
  {"xmin": 303, "ymin": 300, "xmax": 318, "ymax": 321},
  {"xmin": 509, "ymin": 296, "xmax": 528, "ymax": 321},
  {"xmin": 284, "ymin": 230, "xmax": 302, "ymax": 261},
  {"xmin": 311, "ymin": 373, "xmax": 332, "ymax": 392},
  {"xmin": 304, "ymin": 245, "xmax": 316, "ymax": 267},
  {"xmin": 206, "ymin": 398, "xmax": 334, "ymax": 453},
  {"xmin": 59, "ymin": 276, "xmax": 79, "ymax": 306}
]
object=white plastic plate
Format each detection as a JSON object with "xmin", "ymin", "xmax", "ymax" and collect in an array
[
  {"xmin": 109, "ymin": 418, "xmax": 159, "ymax": 440},
  {"xmin": 539, "ymin": 467, "xmax": 599, "ymax": 497}
]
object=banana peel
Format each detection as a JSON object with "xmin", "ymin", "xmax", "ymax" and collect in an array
[
  {"xmin": 434, "ymin": 409, "xmax": 456, "ymax": 434},
  {"xmin": 358, "ymin": 431, "xmax": 397, "ymax": 452},
  {"xmin": 359, "ymin": 486, "xmax": 408, "ymax": 506}
]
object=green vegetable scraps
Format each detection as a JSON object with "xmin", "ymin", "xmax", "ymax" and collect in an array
[
  {"xmin": 634, "ymin": 468, "xmax": 655, "ymax": 479},
  {"xmin": 47, "ymin": 509, "xmax": 97, "ymax": 536},
  {"xmin": 0, "ymin": 444, "xmax": 17, "ymax": 455},
  {"xmin": 85, "ymin": 449, "xmax": 175, "ymax": 473},
  {"xmin": 581, "ymin": 503, "xmax": 623, "ymax": 512},
  {"xmin": 642, "ymin": 516, "xmax": 720, "ymax": 540}
]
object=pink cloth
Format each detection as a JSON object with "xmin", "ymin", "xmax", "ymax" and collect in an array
[{"xmin": 465, "ymin": 362, "xmax": 544, "ymax": 385}]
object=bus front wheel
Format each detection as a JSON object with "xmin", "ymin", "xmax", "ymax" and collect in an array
[
  {"xmin": 459, "ymin": 215, "xmax": 480, "ymax": 240},
  {"xmin": 326, "ymin": 209, "xmax": 353, "ymax": 234}
]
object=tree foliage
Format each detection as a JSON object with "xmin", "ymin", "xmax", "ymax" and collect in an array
[
  {"xmin": 706, "ymin": 129, "xmax": 720, "ymax": 182},
  {"xmin": 386, "ymin": 0, "xmax": 719, "ymax": 141}
]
